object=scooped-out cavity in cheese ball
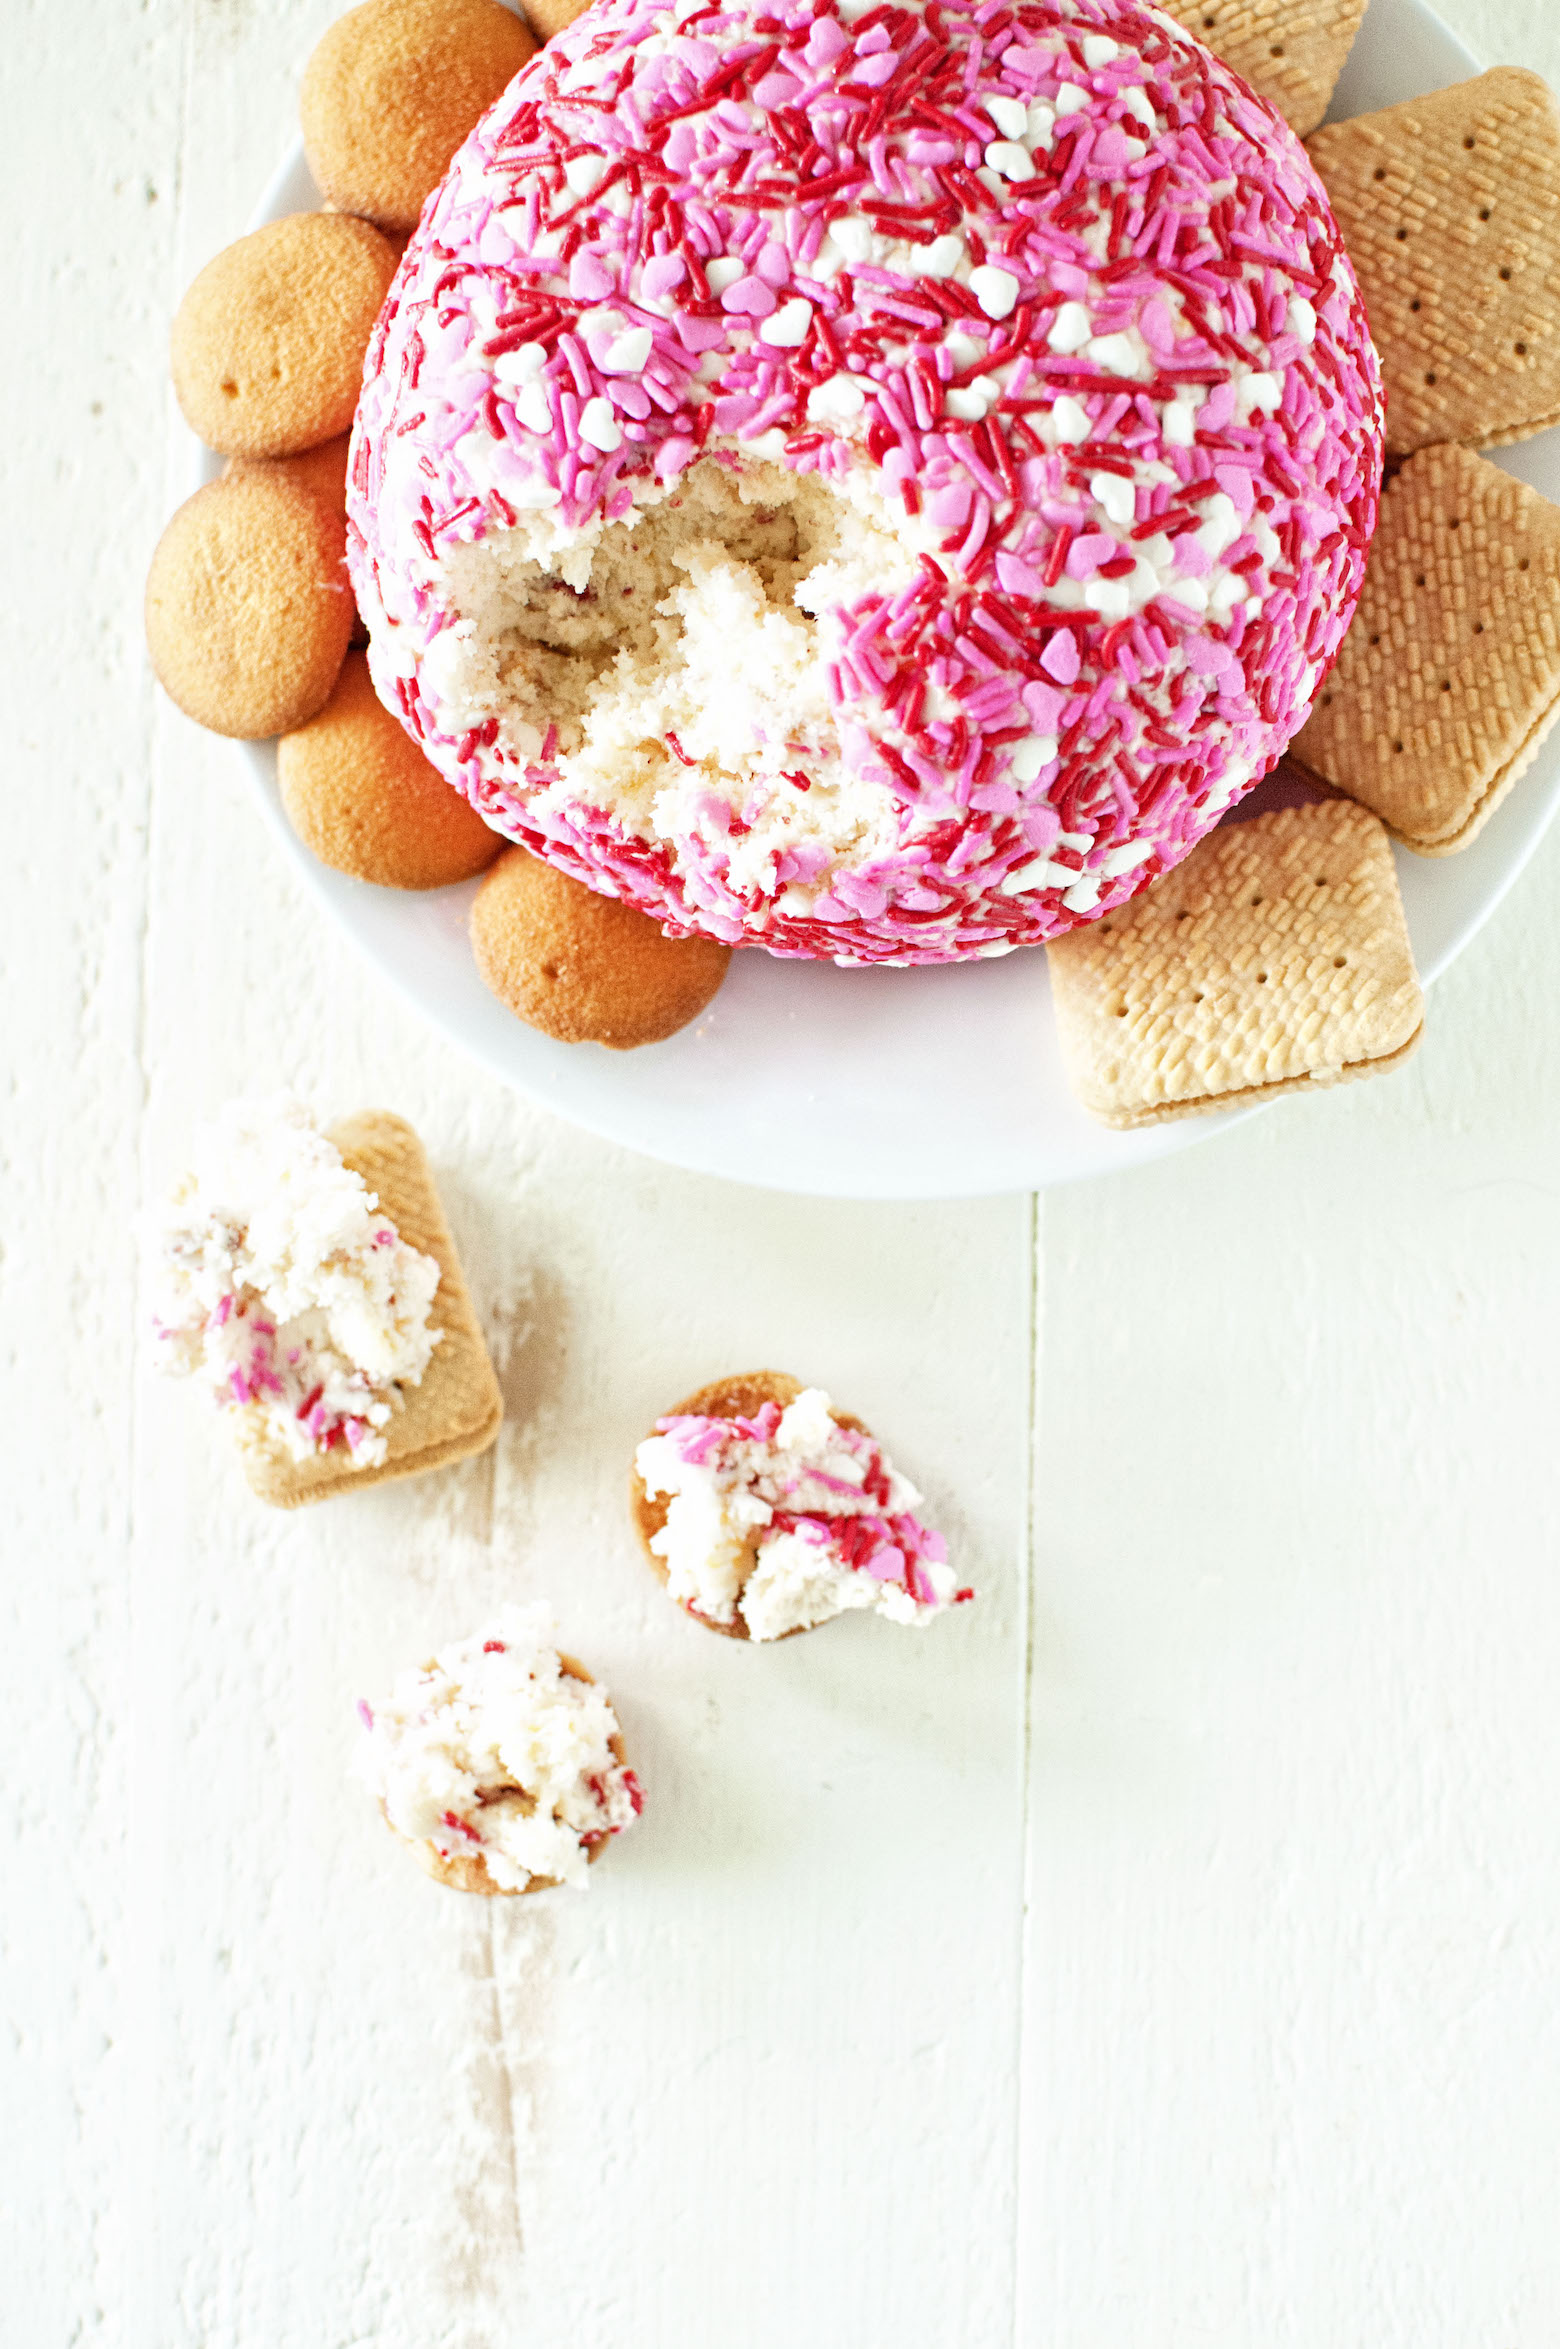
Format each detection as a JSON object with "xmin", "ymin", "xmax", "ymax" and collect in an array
[{"xmin": 348, "ymin": 0, "xmax": 1383, "ymax": 967}]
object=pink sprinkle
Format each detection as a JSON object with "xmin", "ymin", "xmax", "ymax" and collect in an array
[
  {"xmin": 569, "ymin": 251, "xmax": 613, "ymax": 302},
  {"xmin": 641, "ymin": 252, "xmax": 685, "ymax": 300},
  {"xmin": 720, "ymin": 277, "xmax": 777, "ymax": 318},
  {"xmin": 1041, "ymin": 630, "xmax": 1081, "ymax": 685}
]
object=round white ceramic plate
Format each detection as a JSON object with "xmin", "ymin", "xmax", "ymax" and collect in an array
[{"xmin": 216, "ymin": 0, "xmax": 1556, "ymax": 1197}]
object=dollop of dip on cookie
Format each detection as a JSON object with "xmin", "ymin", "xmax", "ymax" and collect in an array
[
  {"xmin": 636, "ymin": 1385, "xmax": 965, "ymax": 1638},
  {"xmin": 350, "ymin": 0, "xmax": 1382, "ymax": 965},
  {"xmin": 149, "ymin": 1092, "xmax": 441, "ymax": 1467},
  {"xmin": 357, "ymin": 1605, "xmax": 643, "ymax": 1891}
]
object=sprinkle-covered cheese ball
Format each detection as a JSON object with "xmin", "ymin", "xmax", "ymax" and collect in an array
[{"xmin": 349, "ymin": 0, "xmax": 1382, "ymax": 965}]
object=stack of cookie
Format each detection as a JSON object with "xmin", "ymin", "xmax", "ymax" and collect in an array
[
  {"xmin": 1049, "ymin": 66, "xmax": 1560, "ymax": 1127},
  {"xmin": 146, "ymin": 0, "xmax": 731, "ymax": 1047}
]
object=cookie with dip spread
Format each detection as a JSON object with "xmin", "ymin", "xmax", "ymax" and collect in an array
[
  {"xmin": 632, "ymin": 1371, "xmax": 970, "ymax": 1641},
  {"xmin": 355, "ymin": 1603, "xmax": 643, "ymax": 1892},
  {"xmin": 148, "ymin": 1094, "xmax": 501, "ymax": 1503}
]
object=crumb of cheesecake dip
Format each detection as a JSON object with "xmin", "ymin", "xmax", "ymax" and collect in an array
[
  {"xmin": 632, "ymin": 1373, "xmax": 968, "ymax": 1641},
  {"xmin": 356, "ymin": 1604, "xmax": 643, "ymax": 1893},
  {"xmin": 149, "ymin": 1092, "xmax": 442, "ymax": 1469}
]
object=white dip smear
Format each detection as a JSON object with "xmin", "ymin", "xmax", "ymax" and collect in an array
[{"xmin": 149, "ymin": 1092, "xmax": 441, "ymax": 1468}]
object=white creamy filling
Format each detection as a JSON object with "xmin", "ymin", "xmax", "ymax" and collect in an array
[
  {"xmin": 357, "ymin": 1604, "xmax": 637, "ymax": 1892},
  {"xmin": 149, "ymin": 1093, "xmax": 441, "ymax": 1468},
  {"xmin": 418, "ymin": 456, "xmax": 929, "ymax": 901}
]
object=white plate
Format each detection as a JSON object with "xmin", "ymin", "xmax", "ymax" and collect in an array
[{"xmin": 218, "ymin": 0, "xmax": 1557, "ymax": 1198}]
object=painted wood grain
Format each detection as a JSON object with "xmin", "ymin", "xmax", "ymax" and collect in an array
[
  {"xmin": 7, "ymin": 1, "xmax": 1560, "ymax": 2344},
  {"xmin": 1019, "ymin": 4, "xmax": 1560, "ymax": 2335}
]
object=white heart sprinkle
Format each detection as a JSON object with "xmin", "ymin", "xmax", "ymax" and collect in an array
[
  {"xmin": 1087, "ymin": 331, "xmax": 1146, "ymax": 378},
  {"xmin": 563, "ymin": 153, "xmax": 607, "ymax": 196},
  {"xmin": 578, "ymin": 396, "xmax": 622, "ymax": 452},
  {"xmin": 805, "ymin": 373, "xmax": 867, "ymax": 427},
  {"xmin": 1000, "ymin": 854, "xmax": 1069, "ymax": 897},
  {"xmin": 985, "ymin": 139, "xmax": 1036, "ymax": 183},
  {"xmin": 515, "ymin": 382, "xmax": 551, "ymax": 434},
  {"xmin": 1082, "ymin": 34, "xmax": 1120, "ymax": 67},
  {"xmin": 1047, "ymin": 301, "xmax": 1092, "ymax": 354},
  {"xmin": 704, "ymin": 255, "xmax": 744, "ymax": 293},
  {"xmin": 1089, "ymin": 470, "xmax": 1136, "ymax": 527},
  {"xmin": 1100, "ymin": 838, "xmax": 1153, "ymax": 879},
  {"xmin": 829, "ymin": 214, "xmax": 875, "ymax": 263},
  {"xmin": 603, "ymin": 326, "xmax": 653, "ymax": 372},
  {"xmin": 945, "ymin": 376, "xmax": 999, "ymax": 420},
  {"xmin": 913, "ymin": 233, "xmax": 964, "ymax": 278},
  {"xmin": 969, "ymin": 264, "xmax": 1020, "ymax": 319},
  {"xmin": 1008, "ymin": 735, "xmax": 1059, "ymax": 783},
  {"xmin": 1051, "ymin": 394, "xmax": 1090, "ymax": 444},
  {"xmin": 1054, "ymin": 82, "xmax": 1090, "ymax": 115},
  {"xmin": 759, "ymin": 298, "xmax": 813, "ymax": 347},
  {"xmin": 493, "ymin": 340, "xmax": 547, "ymax": 384},
  {"xmin": 984, "ymin": 94, "xmax": 1028, "ymax": 139}
]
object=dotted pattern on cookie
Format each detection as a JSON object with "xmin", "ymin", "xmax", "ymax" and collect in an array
[
  {"xmin": 279, "ymin": 651, "xmax": 505, "ymax": 887},
  {"xmin": 470, "ymin": 846, "xmax": 731, "ymax": 1046},
  {"xmin": 144, "ymin": 471, "xmax": 355, "ymax": 739},
  {"xmin": 171, "ymin": 212, "xmax": 400, "ymax": 459},
  {"xmin": 1045, "ymin": 798, "xmax": 1423, "ymax": 1123},
  {"xmin": 1308, "ymin": 69, "xmax": 1560, "ymax": 456},
  {"xmin": 1293, "ymin": 443, "xmax": 1560, "ymax": 853},
  {"xmin": 1159, "ymin": 0, "xmax": 1366, "ymax": 140},
  {"xmin": 301, "ymin": 0, "xmax": 537, "ymax": 234}
]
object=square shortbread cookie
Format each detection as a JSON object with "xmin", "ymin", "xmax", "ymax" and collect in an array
[
  {"xmin": 1160, "ymin": 0, "xmax": 1365, "ymax": 138},
  {"xmin": 1308, "ymin": 70, "xmax": 1560, "ymax": 455},
  {"xmin": 1046, "ymin": 802, "xmax": 1424, "ymax": 1127},
  {"xmin": 234, "ymin": 1110, "xmax": 503, "ymax": 1507},
  {"xmin": 1292, "ymin": 442, "xmax": 1560, "ymax": 852}
]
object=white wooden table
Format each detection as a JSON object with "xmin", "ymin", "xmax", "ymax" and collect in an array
[{"xmin": 8, "ymin": 2, "xmax": 1560, "ymax": 2340}]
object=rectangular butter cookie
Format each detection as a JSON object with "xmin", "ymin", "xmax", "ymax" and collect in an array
[
  {"xmin": 1292, "ymin": 442, "xmax": 1560, "ymax": 852},
  {"xmin": 235, "ymin": 1110, "xmax": 502, "ymax": 1507},
  {"xmin": 1307, "ymin": 70, "xmax": 1560, "ymax": 455},
  {"xmin": 1159, "ymin": 0, "xmax": 1366, "ymax": 138},
  {"xmin": 1046, "ymin": 802, "xmax": 1424, "ymax": 1127}
]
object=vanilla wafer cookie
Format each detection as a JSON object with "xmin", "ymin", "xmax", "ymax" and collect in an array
[
  {"xmin": 1160, "ymin": 0, "xmax": 1365, "ymax": 138},
  {"xmin": 145, "ymin": 471, "xmax": 353, "ymax": 739},
  {"xmin": 1308, "ymin": 70, "xmax": 1560, "ymax": 454},
  {"xmin": 1293, "ymin": 444, "xmax": 1560, "ymax": 852},
  {"xmin": 301, "ymin": 0, "xmax": 536, "ymax": 235},
  {"xmin": 632, "ymin": 1375, "xmax": 966, "ymax": 1643},
  {"xmin": 1047, "ymin": 803, "xmax": 1423, "ymax": 1127},
  {"xmin": 519, "ymin": 0, "xmax": 590, "ymax": 39},
  {"xmin": 171, "ymin": 213, "xmax": 400, "ymax": 460},
  {"xmin": 358, "ymin": 1607, "xmax": 643, "ymax": 1894}
]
